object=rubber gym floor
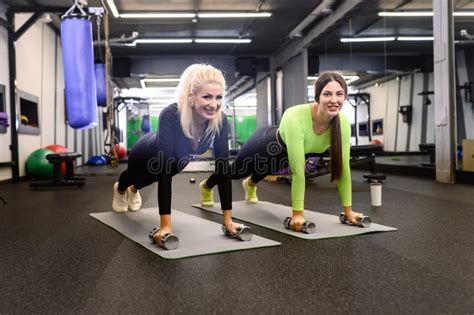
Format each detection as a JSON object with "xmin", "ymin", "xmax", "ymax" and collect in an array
[{"xmin": 0, "ymin": 166, "xmax": 473, "ymax": 313}]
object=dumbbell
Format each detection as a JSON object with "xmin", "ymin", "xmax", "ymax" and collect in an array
[
  {"xmin": 221, "ymin": 224, "xmax": 253, "ymax": 241},
  {"xmin": 148, "ymin": 227, "xmax": 179, "ymax": 250},
  {"xmin": 283, "ymin": 217, "xmax": 316, "ymax": 234},
  {"xmin": 339, "ymin": 213, "xmax": 371, "ymax": 228}
]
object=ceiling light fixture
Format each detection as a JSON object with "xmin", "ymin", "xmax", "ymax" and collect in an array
[
  {"xmin": 379, "ymin": 11, "xmax": 474, "ymax": 17},
  {"xmin": 197, "ymin": 12, "xmax": 272, "ymax": 18},
  {"xmin": 149, "ymin": 105, "xmax": 168, "ymax": 110},
  {"xmin": 135, "ymin": 39, "xmax": 193, "ymax": 44},
  {"xmin": 132, "ymin": 38, "xmax": 251, "ymax": 44},
  {"xmin": 379, "ymin": 11, "xmax": 433, "ymax": 17},
  {"xmin": 140, "ymin": 78, "xmax": 180, "ymax": 89},
  {"xmin": 453, "ymin": 12, "xmax": 474, "ymax": 16},
  {"xmin": 194, "ymin": 39, "xmax": 252, "ymax": 43},
  {"xmin": 106, "ymin": 0, "xmax": 120, "ymax": 18},
  {"xmin": 340, "ymin": 37, "xmax": 396, "ymax": 42},
  {"xmin": 118, "ymin": 12, "xmax": 272, "ymax": 19},
  {"xmin": 120, "ymin": 13, "xmax": 196, "ymax": 19},
  {"xmin": 397, "ymin": 36, "xmax": 434, "ymax": 41}
]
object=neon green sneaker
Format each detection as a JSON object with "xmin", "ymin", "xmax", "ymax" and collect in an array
[
  {"xmin": 242, "ymin": 177, "xmax": 259, "ymax": 204},
  {"xmin": 199, "ymin": 180, "xmax": 214, "ymax": 207}
]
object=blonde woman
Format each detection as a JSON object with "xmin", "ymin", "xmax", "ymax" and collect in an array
[{"xmin": 112, "ymin": 64, "xmax": 252, "ymax": 250}]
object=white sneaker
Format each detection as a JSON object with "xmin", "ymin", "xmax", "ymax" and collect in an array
[
  {"xmin": 127, "ymin": 187, "xmax": 142, "ymax": 211},
  {"xmin": 112, "ymin": 182, "xmax": 128, "ymax": 213}
]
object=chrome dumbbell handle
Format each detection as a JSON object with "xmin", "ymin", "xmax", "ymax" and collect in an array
[
  {"xmin": 148, "ymin": 227, "xmax": 179, "ymax": 250},
  {"xmin": 339, "ymin": 213, "xmax": 371, "ymax": 228},
  {"xmin": 221, "ymin": 224, "xmax": 253, "ymax": 241},
  {"xmin": 283, "ymin": 217, "xmax": 316, "ymax": 234}
]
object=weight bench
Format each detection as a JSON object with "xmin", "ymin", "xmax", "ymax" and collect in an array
[
  {"xmin": 275, "ymin": 144, "xmax": 386, "ymax": 206},
  {"xmin": 419, "ymin": 143, "xmax": 435, "ymax": 168},
  {"xmin": 349, "ymin": 144, "xmax": 386, "ymax": 183},
  {"xmin": 294, "ymin": 144, "xmax": 386, "ymax": 183},
  {"xmin": 30, "ymin": 152, "xmax": 85, "ymax": 189}
]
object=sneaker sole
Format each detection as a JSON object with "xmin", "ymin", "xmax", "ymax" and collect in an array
[
  {"xmin": 113, "ymin": 208, "xmax": 128, "ymax": 213},
  {"xmin": 201, "ymin": 202, "xmax": 214, "ymax": 207}
]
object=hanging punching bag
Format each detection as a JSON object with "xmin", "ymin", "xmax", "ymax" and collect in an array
[
  {"xmin": 95, "ymin": 63, "xmax": 107, "ymax": 107},
  {"xmin": 61, "ymin": 16, "xmax": 98, "ymax": 129},
  {"xmin": 141, "ymin": 114, "xmax": 151, "ymax": 134}
]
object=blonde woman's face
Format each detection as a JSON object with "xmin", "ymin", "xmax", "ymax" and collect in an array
[{"xmin": 191, "ymin": 83, "xmax": 224, "ymax": 121}]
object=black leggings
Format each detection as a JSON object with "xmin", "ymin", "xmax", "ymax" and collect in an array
[
  {"xmin": 206, "ymin": 126, "xmax": 289, "ymax": 187},
  {"xmin": 117, "ymin": 132, "xmax": 159, "ymax": 192}
]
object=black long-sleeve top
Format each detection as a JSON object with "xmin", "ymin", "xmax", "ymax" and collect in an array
[{"xmin": 156, "ymin": 103, "xmax": 232, "ymax": 213}]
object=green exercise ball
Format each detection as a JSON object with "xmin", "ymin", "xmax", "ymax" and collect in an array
[{"xmin": 25, "ymin": 148, "xmax": 54, "ymax": 179}]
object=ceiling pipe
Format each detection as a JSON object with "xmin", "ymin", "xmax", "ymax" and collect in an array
[
  {"xmin": 288, "ymin": 0, "xmax": 335, "ymax": 39},
  {"xmin": 94, "ymin": 31, "xmax": 139, "ymax": 46}
]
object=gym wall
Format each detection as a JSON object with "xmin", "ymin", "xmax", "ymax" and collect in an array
[
  {"xmin": 356, "ymin": 64, "xmax": 474, "ymax": 152},
  {"xmin": 15, "ymin": 13, "xmax": 69, "ymax": 176},
  {"xmin": 396, "ymin": 75, "xmax": 413, "ymax": 151},
  {"xmin": 358, "ymin": 74, "xmax": 436, "ymax": 151},
  {"xmin": 456, "ymin": 49, "xmax": 474, "ymax": 140},
  {"xmin": 0, "ymin": 3, "xmax": 11, "ymax": 181},
  {"xmin": 0, "ymin": 12, "xmax": 106, "ymax": 181}
]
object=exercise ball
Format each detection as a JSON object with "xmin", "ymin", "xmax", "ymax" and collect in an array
[
  {"xmin": 20, "ymin": 115, "xmax": 29, "ymax": 125},
  {"xmin": 114, "ymin": 144, "xmax": 126, "ymax": 159},
  {"xmin": 25, "ymin": 148, "xmax": 54, "ymax": 179},
  {"xmin": 141, "ymin": 114, "xmax": 151, "ymax": 133},
  {"xmin": 87, "ymin": 155, "xmax": 107, "ymax": 165},
  {"xmin": 45, "ymin": 144, "xmax": 69, "ymax": 175},
  {"xmin": 46, "ymin": 144, "xmax": 68, "ymax": 154},
  {"xmin": 371, "ymin": 139, "xmax": 383, "ymax": 146}
]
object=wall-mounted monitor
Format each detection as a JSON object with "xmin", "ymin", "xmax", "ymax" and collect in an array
[
  {"xmin": 17, "ymin": 90, "xmax": 40, "ymax": 135},
  {"xmin": 372, "ymin": 119, "xmax": 383, "ymax": 135},
  {"xmin": 358, "ymin": 122, "xmax": 369, "ymax": 137},
  {"xmin": 0, "ymin": 84, "xmax": 6, "ymax": 134}
]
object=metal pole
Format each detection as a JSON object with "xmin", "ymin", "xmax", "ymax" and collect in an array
[
  {"xmin": 103, "ymin": 6, "xmax": 118, "ymax": 166},
  {"xmin": 7, "ymin": 9, "xmax": 19, "ymax": 182}
]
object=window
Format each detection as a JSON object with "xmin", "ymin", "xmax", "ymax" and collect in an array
[
  {"xmin": 358, "ymin": 122, "xmax": 369, "ymax": 137},
  {"xmin": 372, "ymin": 119, "xmax": 383, "ymax": 135},
  {"xmin": 17, "ymin": 90, "xmax": 40, "ymax": 135}
]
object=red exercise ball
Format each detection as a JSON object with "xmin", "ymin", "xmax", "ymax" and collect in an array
[
  {"xmin": 114, "ymin": 144, "xmax": 127, "ymax": 159},
  {"xmin": 45, "ymin": 144, "xmax": 69, "ymax": 175},
  {"xmin": 46, "ymin": 144, "xmax": 68, "ymax": 154}
]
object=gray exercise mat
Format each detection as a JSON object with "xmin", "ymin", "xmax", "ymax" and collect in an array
[
  {"xmin": 90, "ymin": 208, "xmax": 280, "ymax": 259},
  {"xmin": 193, "ymin": 201, "xmax": 397, "ymax": 239}
]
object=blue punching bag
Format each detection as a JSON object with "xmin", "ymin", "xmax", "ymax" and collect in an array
[
  {"xmin": 141, "ymin": 114, "xmax": 151, "ymax": 133},
  {"xmin": 61, "ymin": 17, "xmax": 98, "ymax": 129},
  {"xmin": 95, "ymin": 63, "xmax": 107, "ymax": 107}
]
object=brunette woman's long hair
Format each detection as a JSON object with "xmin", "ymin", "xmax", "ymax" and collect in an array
[{"xmin": 314, "ymin": 72, "xmax": 347, "ymax": 181}]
